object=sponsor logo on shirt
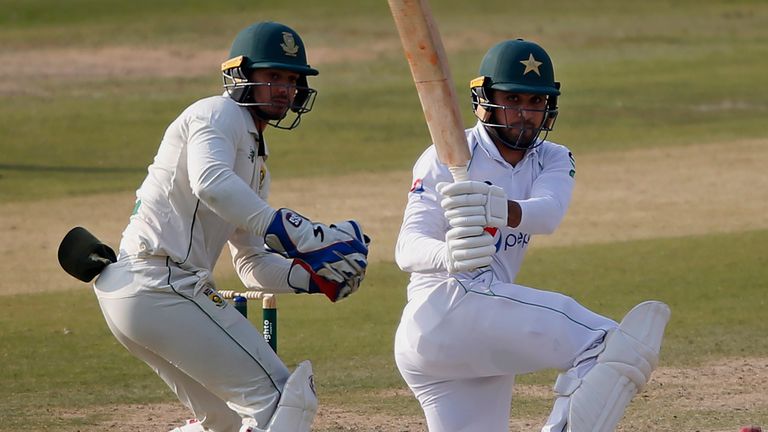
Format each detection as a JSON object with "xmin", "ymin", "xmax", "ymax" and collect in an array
[
  {"xmin": 203, "ymin": 286, "xmax": 226, "ymax": 309},
  {"xmin": 485, "ymin": 227, "xmax": 530, "ymax": 252},
  {"xmin": 502, "ymin": 232, "xmax": 530, "ymax": 250}
]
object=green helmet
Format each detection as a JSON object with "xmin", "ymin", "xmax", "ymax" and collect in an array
[
  {"xmin": 476, "ymin": 38, "xmax": 559, "ymax": 95},
  {"xmin": 226, "ymin": 21, "xmax": 318, "ymax": 77},
  {"xmin": 470, "ymin": 39, "xmax": 561, "ymax": 149},
  {"xmin": 222, "ymin": 22, "xmax": 318, "ymax": 129}
]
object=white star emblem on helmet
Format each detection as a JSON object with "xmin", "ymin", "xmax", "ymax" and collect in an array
[{"xmin": 520, "ymin": 53, "xmax": 543, "ymax": 76}]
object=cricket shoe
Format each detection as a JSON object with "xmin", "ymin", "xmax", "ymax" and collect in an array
[{"xmin": 168, "ymin": 418, "xmax": 206, "ymax": 432}]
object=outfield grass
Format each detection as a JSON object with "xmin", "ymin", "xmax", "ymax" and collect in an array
[
  {"xmin": 2, "ymin": 229, "xmax": 766, "ymax": 430},
  {"xmin": 1, "ymin": 1, "xmax": 767, "ymax": 201}
]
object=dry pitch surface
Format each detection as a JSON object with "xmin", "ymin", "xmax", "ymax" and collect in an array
[{"xmin": 2, "ymin": 138, "xmax": 765, "ymax": 296}]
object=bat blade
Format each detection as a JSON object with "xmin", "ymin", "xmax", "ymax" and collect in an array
[{"xmin": 388, "ymin": 0, "xmax": 470, "ymax": 181}]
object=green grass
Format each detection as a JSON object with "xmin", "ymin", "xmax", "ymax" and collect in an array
[
  {"xmin": 2, "ymin": 229, "xmax": 766, "ymax": 430},
  {"xmin": 1, "ymin": 0, "xmax": 767, "ymax": 201}
]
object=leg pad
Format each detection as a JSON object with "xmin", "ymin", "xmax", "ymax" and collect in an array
[{"xmin": 562, "ymin": 301, "xmax": 671, "ymax": 432}]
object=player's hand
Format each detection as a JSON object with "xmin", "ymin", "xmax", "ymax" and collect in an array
[
  {"xmin": 266, "ymin": 210, "xmax": 370, "ymax": 297},
  {"xmin": 445, "ymin": 225, "xmax": 496, "ymax": 273},
  {"xmin": 287, "ymin": 258, "xmax": 365, "ymax": 302},
  {"xmin": 266, "ymin": 208, "xmax": 369, "ymax": 267},
  {"xmin": 437, "ymin": 181, "xmax": 508, "ymax": 228}
]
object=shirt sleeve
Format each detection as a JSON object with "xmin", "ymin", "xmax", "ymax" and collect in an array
[
  {"xmin": 186, "ymin": 110, "xmax": 276, "ymax": 236},
  {"xmin": 395, "ymin": 147, "xmax": 454, "ymax": 273},
  {"xmin": 516, "ymin": 145, "xmax": 575, "ymax": 234},
  {"xmin": 227, "ymin": 228, "xmax": 295, "ymax": 294}
]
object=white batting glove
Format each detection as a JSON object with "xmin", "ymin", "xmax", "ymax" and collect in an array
[
  {"xmin": 445, "ymin": 225, "xmax": 496, "ymax": 273},
  {"xmin": 437, "ymin": 181, "xmax": 508, "ymax": 228}
]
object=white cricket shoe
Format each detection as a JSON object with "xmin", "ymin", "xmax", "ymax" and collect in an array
[{"xmin": 168, "ymin": 418, "xmax": 207, "ymax": 432}]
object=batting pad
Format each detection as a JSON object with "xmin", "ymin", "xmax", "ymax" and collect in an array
[
  {"xmin": 559, "ymin": 301, "xmax": 671, "ymax": 432},
  {"xmin": 259, "ymin": 360, "xmax": 317, "ymax": 432}
]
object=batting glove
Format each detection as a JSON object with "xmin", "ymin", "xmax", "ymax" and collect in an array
[
  {"xmin": 445, "ymin": 225, "xmax": 496, "ymax": 273},
  {"xmin": 437, "ymin": 181, "xmax": 508, "ymax": 228}
]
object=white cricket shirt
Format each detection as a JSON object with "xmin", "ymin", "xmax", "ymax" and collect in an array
[
  {"xmin": 395, "ymin": 121, "xmax": 576, "ymax": 299},
  {"xmin": 119, "ymin": 95, "xmax": 293, "ymax": 292}
]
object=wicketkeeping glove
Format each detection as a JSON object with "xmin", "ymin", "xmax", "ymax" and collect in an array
[
  {"xmin": 445, "ymin": 225, "xmax": 496, "ymax": 273},
  {"xmin": 266, "ymin": 209, "xmax": 370, "ymax": 297},
  {"xmin": 437, "ymin": 181, "xmax": 508, "ymax": 228},
  {"xmin": 287, "ymin": 258, "xmax": 364, "ymax": 302}
]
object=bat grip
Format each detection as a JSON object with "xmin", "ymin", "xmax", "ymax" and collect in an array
[{"xmin": 448, "ymin": 165, "xmax": 469, "ymax": 182}]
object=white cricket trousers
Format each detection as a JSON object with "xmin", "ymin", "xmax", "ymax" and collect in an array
[
  {"xmin": 394, "ymin": 273, "xmax": 617, "ymax": 432},
  {"xmin": 93, "ymin": 256, "xmax": 290, "ymax": 432}
]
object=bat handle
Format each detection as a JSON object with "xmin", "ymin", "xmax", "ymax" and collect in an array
[{"xmin": 448, "ymin": 165, "xmax": 469, "ymax": 182}]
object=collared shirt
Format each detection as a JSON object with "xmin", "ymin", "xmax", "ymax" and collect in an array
[
  {"xmin": 120, "ymin": 95, "xmax": 293, "ymax": 292},
  {"xmin": 395, "ymin": 121, "xmax": 576, "ymax": 299}
]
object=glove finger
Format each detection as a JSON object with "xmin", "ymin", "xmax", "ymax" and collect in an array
[
  {"xmin": 451, "ymin": 244, "xmax": 496, "ymax": 261},
  {"xmin": 444, "ymin": 205, "xmax": 485, "ymax": 219},
  {"xmin": 436, "ymin": 181, "xmax": 450, "ymax": 196},
  {"xmin": 347, "ymin": 237, "xmax": 369, "ymax": 255},
  {"xmin": 449, "ymin": 231, "xmax": 495, "ymax": 251},
  {"xmin": 441, "ymin": 193, "xmax": 486, "ymax": 210},
  {"xmin": 328, "ymin": 222, "xmax": 370, "ymax": 255},
  {"xmin": 452, "ymin": 255, "xmax": 493, "ymax": 272},
  {"xmin": 336, "ymin": 285, "xmax": 352, "ymax": 301},
  {"xmin": 334, "ymin": 271, "xmax": 365, "ymax": 301},
  {"xmin": 317, "ymin": 264, "xmax": 347, "ymax": 283},
  {"xmin": 439, "ymin": 181, "xmax": 490, "ymax": 197},
  {"xmin": 447, "ymin": 214, "xmax": 487, "ymax": 228},
  {"xmin": 334, "ymin": 251, "xmax": 368, "ymax": 273},
  {"xmin": 345, "ymin": 275, "xmax": 362, "ymax": 294},
  {"xmin": 330, "ymin": 220, "xmax": 365, "ymax": 243},
  {"xmin": 446, "ymin": 225, "xmax": 485, "ymax": 240},
  {"xmin": 332, "ymin": 259, "xmax": 359, "ymax": 278}
]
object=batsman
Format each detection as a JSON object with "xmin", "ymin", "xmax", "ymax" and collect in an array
[
  {"xmin": 393, "ymin": 38, "xmax": 671, "ymax": 431},
  {"xmin": 60, "ymin": 21, "xmax": 370, "ymax": 432}
]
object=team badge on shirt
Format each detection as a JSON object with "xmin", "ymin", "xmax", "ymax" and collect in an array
[
  {"xmin": 259, "ymin": 165, "xmax": 267, "ymax": 189},
  {"xmin": 410, "ymin": 178, "xmax": 425, "ymax": 194}
]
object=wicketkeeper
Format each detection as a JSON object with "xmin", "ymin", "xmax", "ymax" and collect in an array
[{"xmin": 60, "ymin": 21, "xmax": 370, "ymax": 432}]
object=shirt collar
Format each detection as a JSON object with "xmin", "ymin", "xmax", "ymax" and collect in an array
[{"xmin": 222, "ymin": 91, "xmax": 260, "ymax": 135}]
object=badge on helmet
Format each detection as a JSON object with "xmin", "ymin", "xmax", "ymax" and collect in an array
[
  {"xmin": 222, "ymin": 22, "xmax": 319, "ymax": 130},
  {"xmin": 470, "ymin": 39, "xmax": 561, "ymax": 149}
]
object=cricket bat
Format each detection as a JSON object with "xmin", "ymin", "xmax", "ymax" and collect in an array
[{"xmin": 388, "ymin": 0, "xmax": 471, "ymax": 182}]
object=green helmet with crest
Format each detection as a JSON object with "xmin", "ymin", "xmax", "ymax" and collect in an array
[
  {"xmin": 222, "ymin": 21, "xmax": 318, "ymax": 129},
  {"xmin": 470, "ymin": 39, "xmax": 561, "ymax": 149}
]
